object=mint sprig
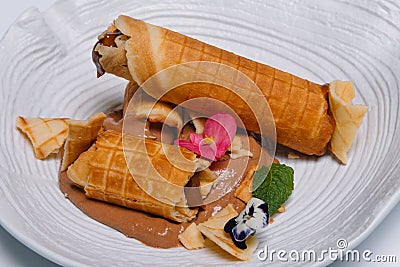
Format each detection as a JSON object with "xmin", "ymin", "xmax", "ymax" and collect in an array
[{"xmin": 252, "ymin": 163, "xmax": 294, "ymax": 214}]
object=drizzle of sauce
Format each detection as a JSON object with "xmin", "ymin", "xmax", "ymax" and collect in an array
[
  {"xmin": 102, "ymin": 31, "xmax": 123, "ymax": 47},
  {"xmin": 92, "ymin": 30, "xmax": 122, "ymax": 78},
  {"xmin": 92, "ymin": 41, "xmax": 105, "ymax": 78},
  {"xmin": 59, "ymin": 112, "xmax": 263, "ymax": 248}
]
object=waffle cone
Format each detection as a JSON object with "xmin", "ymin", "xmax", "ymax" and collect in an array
[
  {"xmin": 70, "ymin": 129, "xmax": 200, "ymax": 222},
  {"xmin": 61, "ymin": 112, "xmax": 106, "ymax": 171},
  {"xmin": 95, "ymin": 24, "xmax": 133, "ymax": 81},
  {"xmin": 16, "ymin": 117, "xmax": 69, "ymax": 159},
  {"xmin": 95, "ymin": 16, "xmax": 336, "ymax": 155}
]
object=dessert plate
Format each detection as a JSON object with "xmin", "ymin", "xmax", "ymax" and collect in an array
[{"xmin": 1, "ymin": 0, "xmax": 399, "ymax": 266}]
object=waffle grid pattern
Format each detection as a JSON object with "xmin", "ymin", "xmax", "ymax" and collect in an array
[
  {"xmin": 16, "ymin": 117, "xmax": 69, "ymax": 159},
  {"xmin": 156, "ymin": 28, "xmax": 333, "ymax": 154},
  {"xmin": 84, "ymin": 130, "xmax": 198, "ymax": 222},
  {"xmin": 61, "ymin": 113, "xmax": 106, "ymax": 171}
]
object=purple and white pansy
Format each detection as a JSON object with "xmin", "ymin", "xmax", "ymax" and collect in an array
[{"xmin": 224, "ymin": 197, "xmax": 269, "ymax": 249}]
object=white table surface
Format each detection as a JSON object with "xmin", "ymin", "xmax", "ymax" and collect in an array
[{"xmin": 1, "ymin": 1, "xmax": 399, "ymax": 266}]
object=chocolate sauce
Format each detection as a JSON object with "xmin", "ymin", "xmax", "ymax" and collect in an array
[
  {"xmin": 92, "ymin": 30, "xmax": 122, "ymax": 78},
  {"xmin": 92, "ymin": 41, "xmax": 105, "ymax": 78},
  {"xmin": 102, "ymin": 31, "xmax": 122, "ymax": 47},
  {"xmin": 59, "ymin": 114, "xmax": 264, "ymax": 248}
]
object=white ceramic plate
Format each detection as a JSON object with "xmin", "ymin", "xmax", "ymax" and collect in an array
[{"xmin": 1, "ymin": 0, "xmax": 399, "ymax": 266}]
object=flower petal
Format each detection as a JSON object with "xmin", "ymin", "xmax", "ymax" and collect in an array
[
  {"xmin": 174, "ymin": 139, "xmax": 201, "ymax": 155},
  {"xmin": 224, "ymin": 217, "xmax": 237, "ymax": 233},
  {"xmin": 224, "ymin": 217, "xmax": 248, "ymax": 249},
  {"xmin": 204, "ymin": 113, "xmax": 237, "ymax": 150},
  {"xmin": 189, "ymin": 132, "xmax": 203, "ymax": 144},
  {"xmin": 249, "ymin": 198, "xmax": 269, "ymax": 230},
  {"xmin": 199, "ymin": 142, "xmax": 217, "ymax": 161},
  {"xmin": 245, "ymin": 209, "xmax": 268, "ymax": 230},
  {"xmin": 176, "ymin": 113, "xmax": 237, "ymax": 161},
  {"xmin": 235, "ymin": 198, "xmax": 269, "ymax": 231},
  {"xmin": 232, "ymin": 223, "xmax": 255, "ymax": 242},
  {"xmin": 215, "ymin": 144, "xmax": 229, "ymax": 159},
  {"xmin": 256, "ymin": 202, "xmax": 269, "ymax": 228}
]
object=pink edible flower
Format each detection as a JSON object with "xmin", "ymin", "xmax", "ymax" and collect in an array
[{"xmin": 175, "ymin": 113, "xmax": 237, "ymax": 161}]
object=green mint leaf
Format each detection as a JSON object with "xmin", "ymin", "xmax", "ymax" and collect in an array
[{"xmin": 252, "ymin": 163, "xmax": 294, "ymax": 214}]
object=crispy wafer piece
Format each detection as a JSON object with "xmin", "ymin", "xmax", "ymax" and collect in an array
[
  {"xmin": 277, "ymin": 204, "xmax": 286, "ymax": 213},
  {"xmin": 178, "ymin": 222, "xmax": 206, "ymax": 250},
  {"xmin": 128, "ymin": 99, "xmax": 183, "ymax": 129},
  {"xmin": 94, "ymin": 15, "xmax": 338, "ymax": 156},
  {"xmin": 228, "ymin": 136, "xmax": 253, "ymax": 159},
  {"xmin": 235, "ymin": 165, "xmax": 258, "ymax": 203},
  {"xmin": 16, "ymin": 116, "xmax": 69, "ymax": 159},
  {"xmin": 329, "ymin": 81, "xmax": 367, "ymax": 164},
  {"xmin": 67, "ymin": 145, "xmax": 96, "ymax": 187},
  {"xmin": 61, "ymin": 113, "xmax": 106, "ymax": 171},
  {"xmin": 190, "ymin": 168, "xmax": 217, "ymax": 199},
  {"xmin": 288, "ymin": 152, "xmax": 300, "ymax": 159},
  {"xmin": 187, "ymin": 112, "xmax": 207, "ymax": 135},
  {"xmin": 198, "ymin": 204, "xmax": 258, "ymax": 261}
]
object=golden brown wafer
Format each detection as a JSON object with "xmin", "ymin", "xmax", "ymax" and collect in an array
[{"xmin": 16, "ymin": 116, "xmax": 69, "ymax": 159}]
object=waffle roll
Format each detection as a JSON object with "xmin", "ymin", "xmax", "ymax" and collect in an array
[
  {"xmin": 93, "ymin": 16, "xmax": 338, "ymax": 155},
  {"xmin": 67, "ymin": 129, "xmax": 201, "ymax": 222}
]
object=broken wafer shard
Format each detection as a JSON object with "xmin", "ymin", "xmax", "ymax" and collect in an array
[
  {"xmin": 189, "ymin": 168, "xmax": 217, "ymax": 199},
  {"xmin": 67, "ymin": 145, "xmax": 96, "ymax": 187},
  {"xmin": 16, "ymin": 116, "xmax": 69, "ymax": 159},
  {"xmin": 235, "ymin": 165, "xmax": 258, "ymax": 203},
  {"xmin": 198, "ymin": 204, "xmax": 258, "ymax": 261},
  {"xmin": 178, "ymin": 222, "xmax": 206, "ymax": 250},
  {"xmin": 68, "ymin": 129, "xmax": 205, "ymax": 222},
  {"xmin": 93, "ymin": 15, "xmax": 338, "ymax": 156},
  {"xmin": 329, "ymin": 81, "xmax": 367, "ymax": 164},
  {"xmin": 61, "ymin": 112, "xmax": 106, "ymax": 171},
  {"xmin": 228, "ymin": 136, "xmax": 253, "ymax": 159}
]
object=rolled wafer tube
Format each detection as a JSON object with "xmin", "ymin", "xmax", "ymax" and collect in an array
[{"xmin": 93, "ymin": 15, "xmax": 365, "ymax": 157}]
